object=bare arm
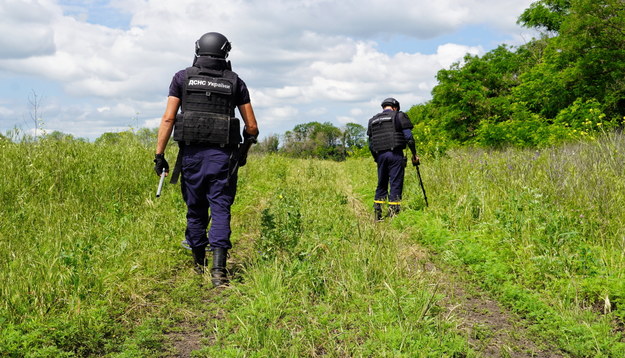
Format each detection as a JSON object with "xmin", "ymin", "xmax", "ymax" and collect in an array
[
  {"xmin": 237, "ymin": 102, "xmax": 259, "ymax": 136},
  {"xmin": 156, "ymin": 96, "xmax": 181, "ymax": 155}
]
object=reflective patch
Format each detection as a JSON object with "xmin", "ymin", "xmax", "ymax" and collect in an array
[
  {"xmin": 186, "ymin": 76, "xmax": 232, "ymax": 94},
  {"xmin": 370, "ymin": 116, "xmax": 392, "ymax": 126}
]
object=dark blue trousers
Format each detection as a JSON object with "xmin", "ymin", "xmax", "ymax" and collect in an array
[
  {"xmin": 375, "ymin": 150, "xmax": 405, "ymax": 204},
  {"xmin": 180, "ymin": 145, "xmax": 237, "ymax": 250}
]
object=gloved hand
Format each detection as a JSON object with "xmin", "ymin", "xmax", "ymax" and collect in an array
[
  {"xmin": 242, "ymin": 130, "xmax": 258, "ymax": 144},
  {"xmin": 411, "ymin": 155, "xmax": 420, "ymax": 166},
  {"xmin": 154, "ymin": 153, "xmax": 169, "ymax": 176},
  {"xmin": 239, "ymin": 130, "xmax": 257, "ymax": 168}
]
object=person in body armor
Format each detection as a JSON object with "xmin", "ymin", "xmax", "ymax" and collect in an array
[
  {"xmin": 367, "ymin": 98, "xmax": 418, "ymax": 221},
  {"xmin": 153, "ymin": 32, "xmax": 259, "ymax": 287}
]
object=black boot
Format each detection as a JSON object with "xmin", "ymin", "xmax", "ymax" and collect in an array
[
  {"xmin": 191, "ymin": 246, "xmax": 207, "ymax": 274},
  {"xmin": 388, "ymin": 204, "xmax": 401, "ymax": 217},
  {"xmin": 374, "ymin": 203, "xmax": 383, "ymax": 221},
  {"xmin": 211, "ymin": 248, "xmax": 229, "ymax": 287}
]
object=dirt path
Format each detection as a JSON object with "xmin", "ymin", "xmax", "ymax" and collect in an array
[
  {"xmin": 344, "ymin": 180, "xmax": 564, "ymax": 357},
  {"xmin": 161, "ymin": 164, "xmax": 565, "ymax": 357}
]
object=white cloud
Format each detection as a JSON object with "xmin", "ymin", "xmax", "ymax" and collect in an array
[
  {"xmin": 0, "ymin": 106, "xmax": 13, "ymax": 116},
  {"xmin": 0, "ymin": 0, "xmax": 58, "ymax": 59},
  {"xmin": 143, "ymin": 117, "xmax": 161, "ymax": 128},
  {"xmin": 0, "ymin": 0, "xmax": 536, "ymax": 140}
]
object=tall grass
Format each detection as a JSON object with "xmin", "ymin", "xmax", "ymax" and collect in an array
[
  {"xmin": 1, "ymin": 137, "xmax": 472, "ymax": 356},
  {"xmin": 0, "ymin": 135, "xmax": 184, "ymax": 356},
  {"xmin": 390, "ymin": 132, "xmax": 625, "ymax": 356},
  {"xmin": 196, "ymin": 155, "xmax": 472, "ymax": 356},
  {"xmin": 3, "ymin": 131, "xmax": 625, "ymax": 356}
]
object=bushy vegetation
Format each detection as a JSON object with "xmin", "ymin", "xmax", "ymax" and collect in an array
[
  {"xmin": 254, "ymin": 121, "xmax": 368, "ymax": 161},
  {"xmin": 408, "ymin": 0, "xmax": 625, "ymax": 155}
]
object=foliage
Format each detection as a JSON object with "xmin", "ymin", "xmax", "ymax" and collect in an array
[
  {"xmin": 408, "ymin": 0, "xmax": 625, "ymax": 153},
  {"xmin": 42, "ymin": 131, "xmax": 87, "ymax": 142},
  {"xmin": 517, "ymin": 0, "xmax": 572, "ymax": 33},
  {"xmin": 280, "ymin": 121, "xmax": 367, "ymax": 160},
  {"xmin": 253, "ymin": 133, "xmax": 280, "ymax": 154},
  {"xmin": 255, "ymin": 189, "xmax": 302, "ymax": 260}
]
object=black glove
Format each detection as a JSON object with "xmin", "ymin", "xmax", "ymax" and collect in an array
[
  {"xmin": 243, "ymin": 130, "xmax": 258, "ymax": 144},
  {"xmin": 412, "ymin": 154, "xmax": 420, "ymax": 167},
  {"xmin": 154, "ymin": 153, "xmax": 169, "ymax": 176}
]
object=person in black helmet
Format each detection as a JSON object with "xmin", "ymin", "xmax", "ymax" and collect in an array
[
  {"xmin": 367, "ymin": 97, "xmax": 418, "ymax": 220},
  {"xmin": 153, "ymin": 32, "xmax": 259, "ymax": 287}
]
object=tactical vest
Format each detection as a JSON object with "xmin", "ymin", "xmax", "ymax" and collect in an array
[
  {"xmin": 368, "ymin": 111, "xmax": 406, "ymax": 153},
  {"xmin": 173, "ymin": 66, "xmax": 241, "ymax": 146}
]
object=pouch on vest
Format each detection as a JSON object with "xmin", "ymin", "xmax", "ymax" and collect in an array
[{"xmin": 174, "ymin": 112, "xmax": 231, "ymax": 145}]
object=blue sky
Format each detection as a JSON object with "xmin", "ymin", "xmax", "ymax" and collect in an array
[{"xmin": 0, "ymin": 0, "xmax": 537, "ymax": 141}]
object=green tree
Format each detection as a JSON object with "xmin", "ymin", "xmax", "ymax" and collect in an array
[
  {"xmin": 518, "ymin": 0, "xmax": 572, "ymax": 33},
  {"xmin": 43, "ymin": 131, "xmax": 79, "ymax": 142},
  {"xmin": 342, "ymin": 123, "xmax": 366, "ymax": 151},
  {"xmin": 282, "ymin": 121, "xmax": 345, "ymax": 160},
  {"xmin": 255, "ymin": 134, "xmax": 280, "ymax": 153}
]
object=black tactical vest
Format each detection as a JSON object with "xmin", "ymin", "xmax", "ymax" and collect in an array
[
  {"xmin": 173, "ymin": 66, "xmax": 241, "ymax": 145},
  {"xmin": 368, "ymin": 111, "xmax": 406, "ymax": 153}
]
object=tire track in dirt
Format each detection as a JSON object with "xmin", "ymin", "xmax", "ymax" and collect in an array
[{"xmin": 342, "ymin": 179, "xmax": 565, "ymax": 358}]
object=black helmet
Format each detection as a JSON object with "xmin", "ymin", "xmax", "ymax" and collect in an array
[
  {"xmin": 381, "ymin": 97, "xmax": 400, "ymax": 110},
  {"xmin": 195, "ymin": 32, "xmax": 232, "ymax": 58}
]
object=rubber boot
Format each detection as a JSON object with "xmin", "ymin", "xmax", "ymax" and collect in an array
[
  {"xmin": 374, "ymin": 203, "xmax": 383, "ymax": 222},
  {"xmin": 211, "ymin": 248, "xmax": 229, "ymax": 287},
  {"xmin": 192, "ymin": 246, "xmax": 207, "ymax": 274},
  {"xmin": 388, "ymin": 204, "xmax": 401, "ymax": 217}
]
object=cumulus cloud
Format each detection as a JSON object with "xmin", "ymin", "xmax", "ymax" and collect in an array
[
  {"xmin": 0, "ymin": 0, "xmax": 58, "ymax": 59},
  {"xmin": 0, "ymin": 0, "xmax": 535, "ymax": 139}
]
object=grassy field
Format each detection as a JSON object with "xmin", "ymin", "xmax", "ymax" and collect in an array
[{"xmin": 1, "ymin": 132, "xmax": 624, "ymax": 356}]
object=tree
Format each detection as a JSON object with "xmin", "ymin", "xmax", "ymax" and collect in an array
[
  {"xmin": 27, "ymin": 90, "xmax": 45, "ymax": 139},
  {"xmin": 255, "ymin": 134, "xmax": 280, "ymax": 153},
  {"xmin": 518, "ymin": 0, "xmax": 572, "ymax": 33},
  {"xmin": 343, "ymin": 123, "xmax": 366, "ymax": 152},
  {"xmin": 282, "ymin": 121, "xmax": 346, "ymax": 160},
  {"xmin": 44, "ymin": 131, "xmax": 76, "ymax": 141}
]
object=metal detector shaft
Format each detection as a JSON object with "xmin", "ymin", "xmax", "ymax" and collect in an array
[
  {"xmin": 156, "ymin": 169, "xmax": 166, "ymax": 197},
  {"xmin": 415, "ymin": 164, "xmax": 429, "ymax": 207}
]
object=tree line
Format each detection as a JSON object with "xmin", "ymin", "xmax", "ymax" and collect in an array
[
  {"xmin": 253, "ymin": 122, "xmax": 368, "ymax": 160},
  {"xmin": 408, "ymin": 0, "xmax": 625, "ymax": 155}
]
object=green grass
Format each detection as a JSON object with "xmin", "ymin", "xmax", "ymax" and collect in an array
[
  {"xmin": 376, "ymin": 132, "xmax": 625, "ymax": 357},
  {"xmin": 0, "ymin": 135, "xmax": 184, "ymax": 356},
  {"xmin": 2, "ymin": 132, "xmax": 625, "ymax": 356}
]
